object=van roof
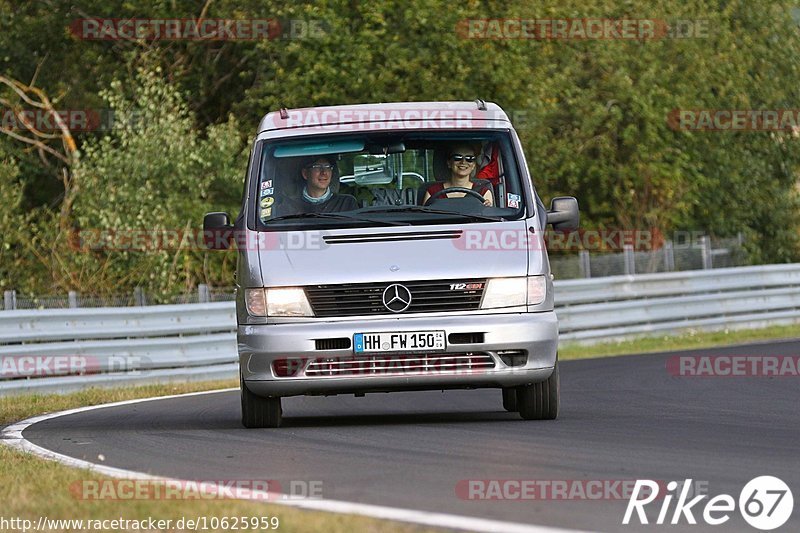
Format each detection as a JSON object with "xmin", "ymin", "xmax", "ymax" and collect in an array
[{"xmin": 257, "ymin": 101, "xmax": 511, "ymax": 133}]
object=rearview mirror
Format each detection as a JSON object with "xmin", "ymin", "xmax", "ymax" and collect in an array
[
  {"xmin": 203, "ymin": 212, "xmax": 234, "ymax": 250},
  {"xmin": 353, "ymin": 154, "xmax": 394, "ymax": 185},
  {"xmin": 367, "ymin": 141, "xmax": 406, "ymax": 154},
  {"xmin": 547, "ymin": 197, "xmax": 579, "ymax": 231}
]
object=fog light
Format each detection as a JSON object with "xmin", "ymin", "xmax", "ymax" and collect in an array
[
  {"xmin": 272, "ymin": 358, "xmax": 305, "ymax": 377},
  {"xmin": 497, "ymin": 350, "xmax": 527, "ymax": 367}
]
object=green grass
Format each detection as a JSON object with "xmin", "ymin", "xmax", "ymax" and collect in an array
[
  {"xmin": 0, "ymin": 381, "xmax": 436, "ymax": 533},
  {"xmin": 560, "ymin": 324, "xmax": 800, "ymax": 360}
]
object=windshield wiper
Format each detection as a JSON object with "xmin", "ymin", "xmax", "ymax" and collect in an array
[
  {"xmin": 265, "ymin": 212, "xmax": 410, "ymax": 226},
  {"xmin": 359, "ymin": 205, "xmax": 504, "ymax": 222}
]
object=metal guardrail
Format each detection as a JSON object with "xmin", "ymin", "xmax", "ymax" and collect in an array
[
  {"xmin": 0, "ymin": 302, "xmax": 236, "ymax": 343},
  {"xmin": 0, "ymin": 363, "xmax": 239, "ymax": 395},
  {"xmin": 554, "ymin": 263, "xmax": 800, "ymax": 305},
  {"xmin": 555, "ymin": 264, "xmax": 800, "ymax": 341},
  {"xmin": 0, "ymin": 302, "xmax": 238, "ymax": 394},
  {"xmin": 1, "ymin": 264, "xmax": 798, "ymax": 394}
]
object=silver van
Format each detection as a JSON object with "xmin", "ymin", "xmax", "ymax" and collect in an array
[{"xmin": 204, "ymin": 101, "xmax": 578, "ymax": 427}]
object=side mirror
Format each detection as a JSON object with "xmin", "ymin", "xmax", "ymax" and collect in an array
[
  {"xmin": 547, "ymin": 197, "xmax": 579, "ymax": 231},
  {"xmin": 203, "ymin": 212, "xmax": 234, "ymax": 250}
]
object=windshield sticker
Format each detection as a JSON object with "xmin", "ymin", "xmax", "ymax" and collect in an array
[
  {"xmin": 261, "ymin": 197, "xmax": 275, "ymax": 208},
  {"xmin": 260, "ymin": 207, "xmax": 272, "ymax": 218},
  {"xmin": 507, "ymin": 193, "xmax": 521, "ymax": 209},
  {"xmin": 260, "ymin": 187, "xmax": 274, "ymax": 197},
  {"xmin": 261, "ymin": 180, "xmax": 273, "ymax": 189}
]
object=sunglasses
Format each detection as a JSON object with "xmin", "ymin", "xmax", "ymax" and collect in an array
[
  {"xmin": 307, "ymin": 164, "xmax": 334, "ymax": 172},
  {"xmin": 450, "ymin": 154, "xmax": 476, "ymax": 163}
]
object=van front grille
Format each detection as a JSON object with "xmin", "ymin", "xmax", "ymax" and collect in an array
[
  {"xmin": 305, "ymin": 353, "xmax": 495, "ymax": 376},
  {"xmin": 305, "ymin": 279, "xmax": 486, "ymax": 317}
]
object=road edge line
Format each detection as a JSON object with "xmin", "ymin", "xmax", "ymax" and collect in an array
[{"xmin": 1, "ymin": 388, "xmax": 585, "ymax": 533}]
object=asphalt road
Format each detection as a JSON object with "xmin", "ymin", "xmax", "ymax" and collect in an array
[{"xmin": 23, "ymin": 340, "xmax": 800, "ymax": 532}]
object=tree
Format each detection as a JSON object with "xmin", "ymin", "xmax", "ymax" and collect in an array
[
  {"xmin": 1, "ymin": 0, "xmax": 798, "ymax": 298},
  {"xmin": 65, "ymin": 63, "xmax": 246, "ymax": 297}
]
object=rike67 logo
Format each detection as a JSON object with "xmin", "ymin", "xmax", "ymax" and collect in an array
[{"xmin": 624, "ymin": 476, "xmax": 793, "ymax": 530}]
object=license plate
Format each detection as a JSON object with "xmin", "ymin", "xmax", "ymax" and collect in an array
[{"xmin": 354, "ymin": 331, "xmax": 446, "ymax": 353}]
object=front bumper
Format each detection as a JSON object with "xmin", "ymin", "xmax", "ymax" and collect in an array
[{"xmin": 239, "ymin": 311, "xmax": 558, "ymax": 397}]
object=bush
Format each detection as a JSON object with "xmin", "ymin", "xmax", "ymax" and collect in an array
[{"xmin": 63, "ymin": 64, "xmax": 246, "ymax": 298}]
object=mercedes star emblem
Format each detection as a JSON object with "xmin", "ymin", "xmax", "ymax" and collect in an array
[{"xmin": 382, "ymin": 284, "xmax": 412, "ymax": 313}]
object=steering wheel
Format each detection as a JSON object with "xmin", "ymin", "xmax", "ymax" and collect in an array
[{"xmin": 424, "ymin": 186, "xmax": 485, "ymax": 206}]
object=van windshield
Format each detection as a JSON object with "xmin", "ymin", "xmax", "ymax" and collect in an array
[{"xmin": 254, "ymin": 132, "xmax": 526, "ymax": 230}]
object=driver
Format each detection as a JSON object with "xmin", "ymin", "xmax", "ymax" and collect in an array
[
  {"xmin": 422, "ymin": 144, "xmax": 494, "ymax": 206},
  {"xmin": 294, "ymin": 155, "xmax": 358, "ymax": 213}
]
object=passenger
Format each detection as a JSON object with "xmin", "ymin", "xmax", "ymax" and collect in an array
[
  {"xmin": 295, "ymin": 155, "xmax": 358, "ymax": 213},
  {"xmin": 422, "ymin": 144, "xmax": 494, "ymax": 206}
]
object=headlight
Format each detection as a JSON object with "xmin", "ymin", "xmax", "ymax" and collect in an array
[
  {"xmin": 267, "ymin": 287, "xmax": 314, "ymax": 316},
  {"xmin": 481, "ymin": 277, "xmax": 526, "ymax": 308},
  {"xmin": 245, "ymin": 288, "xmax": 314, "ymax": 317},
  {"xmin": 480, "ymin": 276, "xmax": 546, "ymax": 309}
]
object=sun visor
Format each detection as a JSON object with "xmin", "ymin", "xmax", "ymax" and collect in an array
[{"xmin": 273, "ymin": 139, "xmax": 365, "ymax": 158}]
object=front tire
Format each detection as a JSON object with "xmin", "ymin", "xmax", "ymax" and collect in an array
[
  {"xmin": 241, "ymin": 374, "xmax": 282, "ymax": 428},
  {"xmin": 517, "ymin": 361, "xmax": 559, "ymax": 420}
]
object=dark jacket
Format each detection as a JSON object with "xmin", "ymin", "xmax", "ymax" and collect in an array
[{"xmin": 295, "ymin": 193, "xmax": 358, "ymax": 213}]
